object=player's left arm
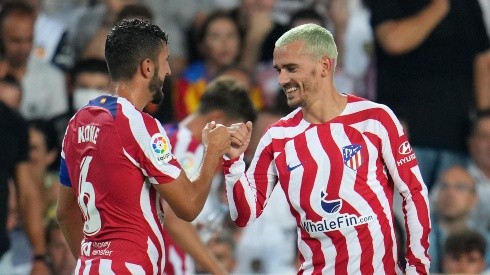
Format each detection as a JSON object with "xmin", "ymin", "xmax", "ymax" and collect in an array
[
  {"xmin": 379, "ymin": 107, "xmax": 431, "ymax": 274},
  {"xmin": 57, "ymin": 184, "xmax": 84, "ymax": 258}
]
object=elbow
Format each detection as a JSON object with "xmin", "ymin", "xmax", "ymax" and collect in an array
[{"xmin": 173, "ymin": 207, "xmax": 199, "ymax": 222}]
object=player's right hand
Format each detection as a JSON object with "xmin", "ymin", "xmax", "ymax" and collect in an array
[
  {"xmin": 226, "ymin": 121, "xmax": 253, "ymax": 159},
  {"xmin": 202, "ymin": 121, "xmax": 231, "ymax": 156}
]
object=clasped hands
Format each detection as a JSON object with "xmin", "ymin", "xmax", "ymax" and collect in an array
[{"xmin": 202, "ymin": 121, "xmax": 253, "ymax": 159}]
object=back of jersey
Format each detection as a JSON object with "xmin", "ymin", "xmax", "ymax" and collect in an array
[{"xmin": 60, "ymin": 96, "xmax": 182, "ymax": 274}]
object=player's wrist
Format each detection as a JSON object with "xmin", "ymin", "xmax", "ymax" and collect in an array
[{"xmin": 33, "ymin": 253, "xmax": 52, "ymax": 267}]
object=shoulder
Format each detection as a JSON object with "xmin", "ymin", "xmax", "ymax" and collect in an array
[{"xmin": 344, "ymin": 94, "xmax": 396, "ymax": 118}]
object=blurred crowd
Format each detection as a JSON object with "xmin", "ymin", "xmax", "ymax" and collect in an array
[{"xmin": 0, "ymin": 0, "xmax": 488, "ymax": 274}]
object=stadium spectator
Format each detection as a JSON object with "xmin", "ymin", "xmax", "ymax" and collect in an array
[
  {"xmin": 174, "ymin": 10, "xmax": 242, "ymax": 121},
  {"xmin": 429, "ymin": 165, "xmax": 479, "ymax": 273},
  {"xmin": 442, "ymin": 229, "xmax": 487, "ymax": 274},
  {"xmin": 1, "ymin": 0, "xmax": 68, "ymax": 120},
  {"xmin": 0, "ymin": 80, "xmax": 49, "ymax": 274},
  {"xmin": 365, "ymin": 0, "xmax": 490, "ymax": 190}
]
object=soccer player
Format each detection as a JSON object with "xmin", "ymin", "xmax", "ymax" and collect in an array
[
  {"xmin": 226, "ymin": 23, "xmax": 431, "ymax": 274},
  {"xmin": 162, "ymin": 78, "xmax": 257, "ymax": 274},
  {"xmin": 56, "ymin": 19, "xmax": 232, "ymax": 274}
]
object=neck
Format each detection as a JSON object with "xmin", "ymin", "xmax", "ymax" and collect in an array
[
  {"xmin": 180, "ymin": 113, "xmax": 206, "ymax": 142},
  {"xmin": 302, "ymin": 87, "xmax": 347, "ymax": 124},
  {"xmin": 112, "ymin": 80, "xmax": 148, "ymax": 111}
]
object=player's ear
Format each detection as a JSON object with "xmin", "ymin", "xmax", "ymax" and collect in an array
[
  {"xmin": 140, "ymin": 58, "xmax": 154, "ymax": 79},
  {"xmin": 320, "ymin": 55, "xmax": 334, "ymax": 76}
]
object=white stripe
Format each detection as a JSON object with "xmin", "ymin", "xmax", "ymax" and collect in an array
[
  {"xmin": 268, "ymin": 116, "xmax": 311, "ymax": 139},
  {"xmin": 352, "ymin": 117, "xmax": 429, "ymax": 271},
  {"xmin": 304, "ymin": 127, "xmax": 338, "ymax": 272},
  {"xmin": 119, "ymin": 98, "xmax": 181, "ymax": 179},
  {"xmin": 148, "ymin": 237, "xmax": 159, "ymax": 275},
  {"xmin": 125, "ymin": 262, "xmax": 146, "ymax": 274},
  {"xmin": 168, "ymin": 246, "xmax": 184, "ymax": 275},
  {"xmin": 123, "ymin": 148, "xmax": 163, "ymax": 187},
  {"xmin": 82, "ymin": 259, "xmax": 92, "ymax": 275},
  {"xmin": 99, "ymin": 259, "xmax": 115, "ymax": 274},
  {"xmin": 140, "ymin": 181, "xmax": 164, "ymax": 275},
  {"xmin": 332, "ymin": 123, "xmax": 389, "ymax": 273},
  {"xmin": 74, "ymin": 259, "xmax": 81, "ymax": 275},
  {"xmin": 344, "ymin": 100, "xmax": 405, "ymax": 137}
]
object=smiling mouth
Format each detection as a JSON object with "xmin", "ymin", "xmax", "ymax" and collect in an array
[{"xmin": 285, "ymin": 86, "xmax": 298, "ymax": 94}]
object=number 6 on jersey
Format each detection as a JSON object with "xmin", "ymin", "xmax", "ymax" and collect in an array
[{"xmin": 78, "ymin": 156, "xmax": 102, "ymax": 236}]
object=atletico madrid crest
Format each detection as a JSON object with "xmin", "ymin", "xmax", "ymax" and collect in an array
[{"xmin": 342, "ymin": 144, "xmax": 363, "ymax": 171}]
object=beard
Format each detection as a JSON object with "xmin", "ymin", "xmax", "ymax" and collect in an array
[{"xmin": 149, "ymin": 67, "xmax": 165, "ymax": 105}]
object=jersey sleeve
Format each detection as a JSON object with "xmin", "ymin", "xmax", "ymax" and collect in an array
[
  {"xmin": 117, "ymin": 104, "xmax": 182, "ymax": 185},
  {"xmin": 223, "ymin": 130, "xmax": 278, "ymax": 227},
  {"xmin": 59, "ymin": 152, "xmax": 71, "ymax": 187},
  {"xmin": 379, "ymin": 106, "xmax": 431, "ymax": 274}
]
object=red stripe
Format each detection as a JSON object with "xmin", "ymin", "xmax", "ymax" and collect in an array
[
  {"xmin": 321, "ymin": 125, "xmax": 349, "ymax": 274},
  {"xmin": 377, "ymin": 108, "xmax": 430, "ymax": 271},
  {"xmin": 365, "ymin": 131, "xmax": 397, "ymax": 272},
  {"xmin": 233, "ymin": 181, "xmax": 251, "ymax": 227},
  {"xmin": 294, "ymin": 131, "xmax": 326, "ymax": 273},
  {"xmin": 340, "ymin": 109, "xmax": 399, "ymax": 273},
  {"xmin": 253, "ymin": 142, "xmax": 275, "ymax": 217}
]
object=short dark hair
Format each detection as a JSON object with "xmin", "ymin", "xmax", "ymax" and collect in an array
[
  {"xmin": 198, "ymin": 78, "xmax": 257, "ymax": 123},
  {"xmin": 71, "ymin": 58, "xmax": 109, "ymax": 81},
  {"xmin": 444, "ymin": 229, "xmax": 487, "ymax": 258},
  {"xmin": 105, "ymin": 19, "xmax": 168, "ymax": 81}
]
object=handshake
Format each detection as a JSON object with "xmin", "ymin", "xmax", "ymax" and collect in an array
[{"xmin": 202, "ymin": 121, "xmax": 253, "ymax": 159}]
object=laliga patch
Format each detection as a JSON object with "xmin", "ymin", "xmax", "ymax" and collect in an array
[{"xmin": 150, "ymin": 133, "xmax": 172, "ymax": 164}]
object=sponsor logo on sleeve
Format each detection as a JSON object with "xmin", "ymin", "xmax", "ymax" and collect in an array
[
  {"xmin": 398, "ymin": 141, "xmax": 412, "ymax": 155},
  {"xmin": 150, "ymin": 133, "xmax": 172, "ymax": 164},
  {"xmin": 396, "ymin": 141, "xmax": 416, "ymax": 166}
]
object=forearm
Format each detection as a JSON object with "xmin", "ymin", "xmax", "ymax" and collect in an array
[
  {"xmin": 403, "ymin": 189, "xmax": 431, "ymax": 274},
  {"xmin": 375, "ymin": 0, "xmax": 449, "ymax": 55},
  {"xmin": 58, "ymin": 211, "xmax": 84, "ymax": 258},
  {"xmin": 223, "ymin": 156, "xmax": 260, "ymax": 227},
  {"xmin": 16, "ymin": 164, "xmax": 46, "ymax": 256},
  {"xmin": 57, "ymin": 185, "xmax": 84, "ymax": 258},
  {"xmin": 189, "ymin": 149, "xmax": 222, "ymax": 215}
]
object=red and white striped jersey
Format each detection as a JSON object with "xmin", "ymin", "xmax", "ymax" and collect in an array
[
  {"xmin": 60, "ymin": 96, "xmax": 182, "ymax": 274},
  {"xmin": 223, "ymin": 94, "xmax": 431, "ymax": 275}
]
